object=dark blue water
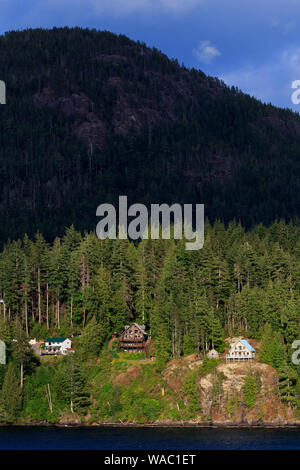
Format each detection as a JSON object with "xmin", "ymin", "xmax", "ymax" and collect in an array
[{"xmin": 0, "ymin": 426, "xmax": 300, "ymax": 450}]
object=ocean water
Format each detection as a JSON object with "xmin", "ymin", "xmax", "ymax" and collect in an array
[{"xmin": 0, "ymin": 426, "xmax": 299, "ymax": 450}]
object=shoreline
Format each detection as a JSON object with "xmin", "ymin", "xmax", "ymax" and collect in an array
[{"xmin": 4, "ymin": 421, "xmax": 300, "ymax": 429}]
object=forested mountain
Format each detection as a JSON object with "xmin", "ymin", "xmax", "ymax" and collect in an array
[{"xmin": 1, "ymin": 27, "xmax": 300, "ymax": 243}]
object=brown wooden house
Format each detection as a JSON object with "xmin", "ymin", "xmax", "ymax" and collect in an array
[{"xmin": 118, "ymin": 323, "xmax": 147, "ymax": 353}]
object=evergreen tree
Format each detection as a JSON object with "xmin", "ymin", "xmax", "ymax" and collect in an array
[
  {"xmin": 80, "ymin": 316, "xmax": 105, "ymax": 358},
  {"xmin": 181, "ymin": 371, "xmax": 200, "ymax": 414},
  {"xmin": 56, "ymin": 356, "xmax": 90, "ymax": 413},
  {"xmin": 259, "ymin": 323, "xmax": 276, "ymax": 366},
  {"xmin": 182, "ymin": 335, "xmax": 194, "ymax": 356},
  {"xmin": 0, "ymin": 364, "xmax": 21, "ymax": 422},
  {"xmin": 277, "ymin": 364, "xmax": 297, "ymax": 407},
  {"xmin": 243, "ymin": 369, "xmax": 260, "ymax": 408},
  {"xmin": 211, "ymin": 370, "xmax": 225, "ymax": 406},
  {"xmin": 12, "ymin": 324, "xmax": 34, "ymax": 392}
]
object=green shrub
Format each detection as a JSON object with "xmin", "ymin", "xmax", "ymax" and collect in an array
[
  {"xmin": 120, "ymin": 352, "xmax": 145, "ymax": 360},
  {"xmin": 141, "ymin": 398, "xmax": 161, "ymax": 421},
  {"xmin": 199, "ymin": 357, "xmax": 220, "ymax": 377}
]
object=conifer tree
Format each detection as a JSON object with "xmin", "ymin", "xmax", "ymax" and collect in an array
[
  {"xmin": 243, "ymin": 369, "xmax": 260, "ymax": 408},
  {"xmin": 277, "ymin": 364, "xmax": 297, "ymax": 407},
  {"xmin": 259, "ymin": 323, "xmax": 276, "ymax": 366},
  {"xmin": 56, "ymin": 356, "xmax": 90, "ymax": 413},
  {"xmin": 181, "ymin": 371, "xmax": 200, "ymax": 414},
  {"xmin": 12, "ymin": 323, "xmax": 33, "ymax": 392},
  {"xmin": 0, "ymin": 364, "xmax": 21, "ymax": 422},
  {"xmin": 80, "ymin": 316, "xmax": 105, "ymax": 358}
]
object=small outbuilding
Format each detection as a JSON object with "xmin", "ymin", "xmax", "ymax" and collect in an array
[{"xmin": 207, "ymin": 348, "xmax": 219, "ymax": 359}]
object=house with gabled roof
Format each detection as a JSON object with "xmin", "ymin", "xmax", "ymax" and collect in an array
[
  {"xmin": 118, "ymin": 323, "xmax": 147, "ymax": 353},
  {"xmin": 43, "ymin": 337, "xmax": 72, "ymax": 355},
  {"xmin": 226, "ymin": 339, "xmax": 255, "ymax": 361}
]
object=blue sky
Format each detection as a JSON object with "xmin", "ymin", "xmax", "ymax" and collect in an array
[{"xmin": 1, "ymin": 0, "xmax": 300, "ymax": 111}]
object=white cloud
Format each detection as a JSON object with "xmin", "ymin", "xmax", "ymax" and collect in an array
[
  {"xmin": 220, "ymin": 67, "xmax": 274, "ymax": 102},
  {"xmin": 268, "ymin": 17, "xmax": 296, "ymax": 34},
  {"xmin": 283, "ymin": 21, "xmax": 296, "ymax": 33},
  {"xmin": 160, "ymin": 0, "xmax": 202, "ymax": 12},
  {"xmin": 268, "ymin": 18, "xmax": 279, "ymax": 28},
  {"xmin": 44, "ymin": 0, "xmax": 203, "ymax": 16},
  {"xmin": 220, "ymin": 46, "xmax": 300, "ymax": 109},
  {"xmin": 193, "ymin": 40, "xmax": 221, "ymax": 64}
]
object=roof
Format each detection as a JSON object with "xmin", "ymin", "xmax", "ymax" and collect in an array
[
  {"xmin": 230, "ymin": 339, "xmax": 255, "ymax": 352},
  {"xmin": 45, "ymin": 337, "xmax": 68, "ymax": 343},
  {"xmin": 207, "ymin": 349, "xmax": 219, "ymax": 357},
  {"xmin": 124, "ymin": 323, "xmax": 146, "ymax": 333}
]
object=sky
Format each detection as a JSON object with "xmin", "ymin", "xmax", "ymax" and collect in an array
[{"xmin": 1, "ymin": 0, "xmax": 300, "ymax": 111}]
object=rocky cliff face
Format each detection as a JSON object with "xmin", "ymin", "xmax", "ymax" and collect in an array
[
  {"xmin": 163, "ymin": 355, "xmax": 298, "ymax": 425},
  {"xmin": 201, "ymin": 362, "xmax": 293, "ymax": 425}
]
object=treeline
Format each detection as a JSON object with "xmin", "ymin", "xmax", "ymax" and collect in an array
[
  {"xmin": 0, "ymin": 220, "xmax": 300, "ymax": 367},
  {"xmin": 0, "ymin": 219, "xmax": 299, "ymax": 421}
]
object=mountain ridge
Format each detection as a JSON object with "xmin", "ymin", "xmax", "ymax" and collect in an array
[{"xmin": 0, "ymin": 27, "xmax": 300, "ymax": 243}]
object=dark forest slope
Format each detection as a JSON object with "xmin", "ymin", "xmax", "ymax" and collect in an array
[{"xmin": 1, "ymin": 27, "xmax": 300, "ymax": 243}]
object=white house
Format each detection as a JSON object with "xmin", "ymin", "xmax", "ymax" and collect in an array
[
  {"xmin": 44, "ymin": 337, "xmax": 72, "ymax": 355},
  {"xmin": 226, "ymin": 339, "xmax": 255, "ymax": 361}
]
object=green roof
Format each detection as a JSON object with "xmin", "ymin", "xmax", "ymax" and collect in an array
[{"xmin": 45, "ymin": 337, "xmax": 67, "ymax": 343}]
